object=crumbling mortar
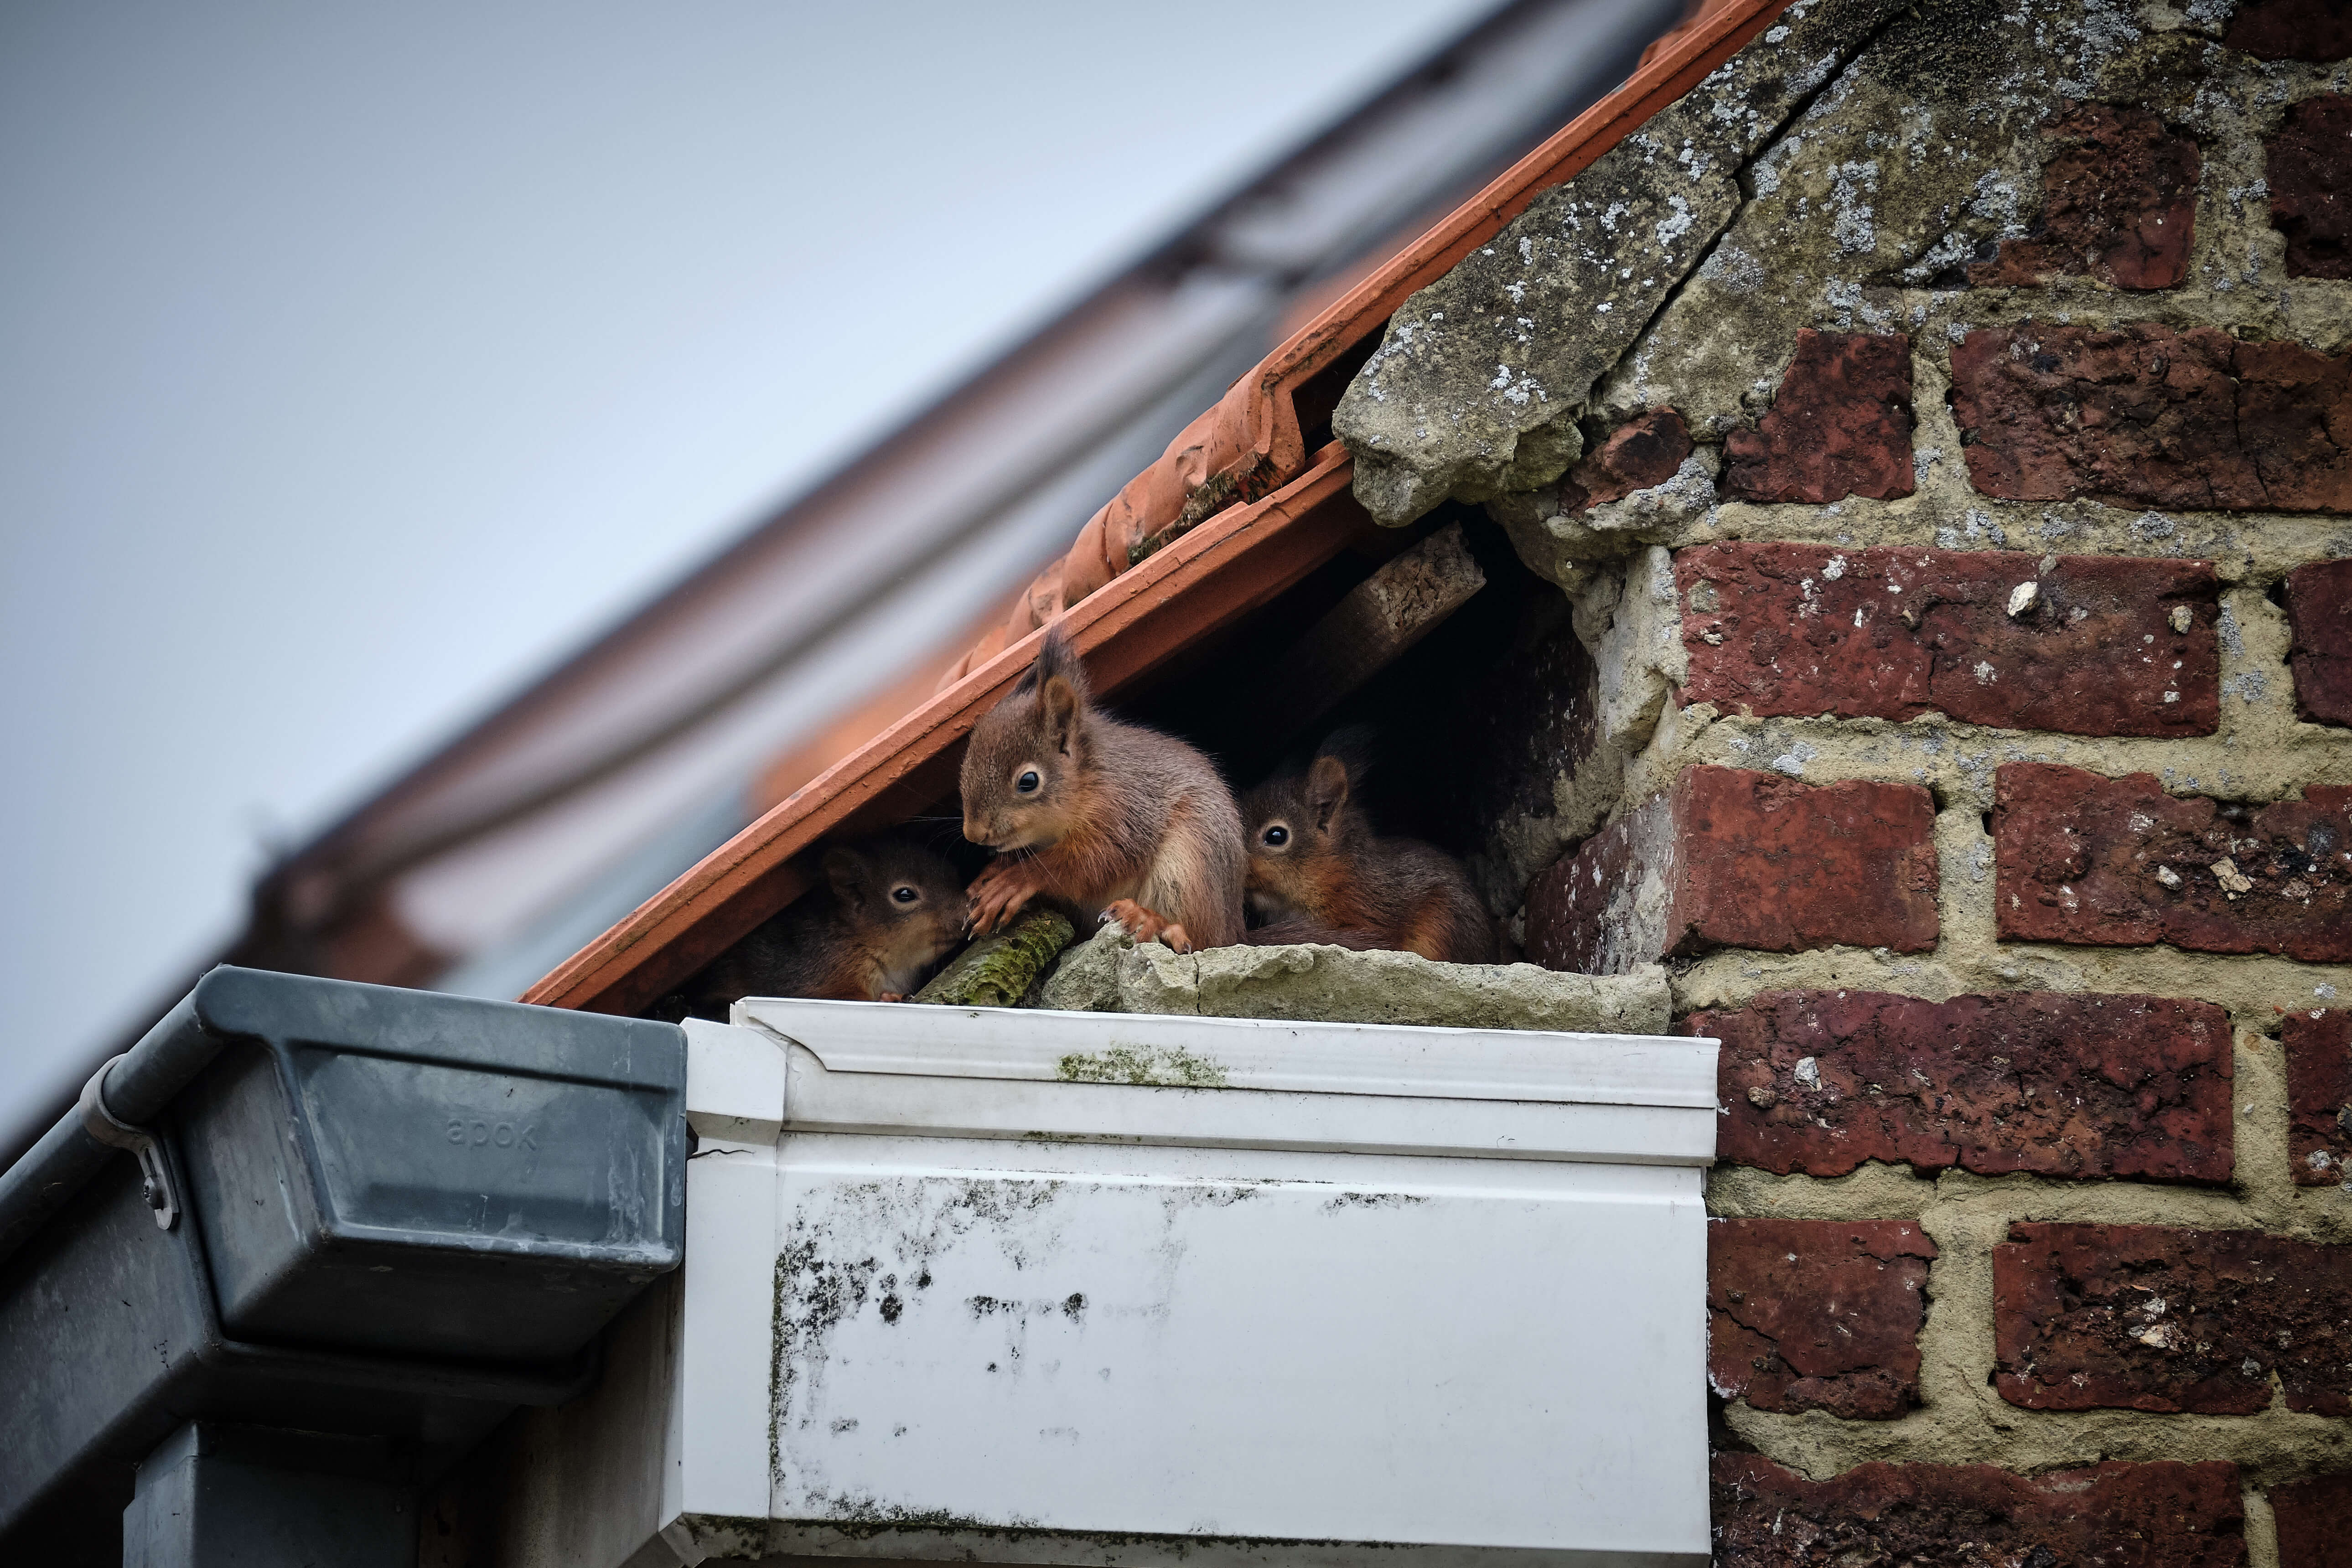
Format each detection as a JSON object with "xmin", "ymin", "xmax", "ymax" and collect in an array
[
  {"xmin": 1570, "ymin": 18, "xmax": 1909, "ymax": 452},
  {"xmin": 2244, "ymin": 1489, "xmax": 2281, "ymax": 1568},
  {"xmin": 1648, "ymin": 694, "xmax": 2348, "ymax": 813},
  {"xmin": 1586, "ymin": 3, "xmax": 2285, "ymax": 439},
  {"xmin": 1677, "ymin": 941, "xmax": 2352, "ymax": 1037},
  {"xmin": 2132, "ymin": 0, "xmax": 2227, "ymax": 43},
  {"xmin": 1663, "ymin": 492, "xmax": 2352, "ymax": 580}
]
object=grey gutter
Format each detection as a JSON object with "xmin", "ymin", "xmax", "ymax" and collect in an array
[{"xmin": 0, "ymin": 987, "xmax": 213, "ymax": 1269}]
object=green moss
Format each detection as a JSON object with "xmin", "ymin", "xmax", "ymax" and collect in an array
[
  {"xmin": 1126, "ymin": 455, "xmax": 1278, "ymax": 566},
  {"xmin": 1054, "ymin": 1043, "xmax": 1228, "ymax": 1087},
  {"xmin": 911, "ymin": 911, "xmax": 1075, "ymax": 1008}
]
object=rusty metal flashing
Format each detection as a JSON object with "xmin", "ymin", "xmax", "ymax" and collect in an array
[{"xmin": 523, "ymin": 0, "xmax": 1795, "ymax": 1016}]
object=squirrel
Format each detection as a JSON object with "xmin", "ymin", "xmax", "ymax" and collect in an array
[
  {"xmin": 1238, "ymin": 733, "xmax": 1497, "ymax": 964},
  {"xmin": 960, "ymin": 624, "xmax": 1244, "ymax": 953},
  {"xmin": 674, "ymin": 837, "xmax": 966, "ymax": 1015}
]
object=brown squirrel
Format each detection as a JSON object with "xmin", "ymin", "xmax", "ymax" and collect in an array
[
  {"xmin": 960, "ymin": 624, "xmax": 1244, "ymax": 952},
  {"xmin": 1239, "ymin": 734, "xmax": 1497, "ymax": 964},
  {"xmin": 677, "ymin": 837, "xmax": 966, "ymax": 1014}
]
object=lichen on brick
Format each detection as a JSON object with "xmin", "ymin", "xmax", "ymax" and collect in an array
[
  {"xmin": 1331, "ymin": 0, "xmax": 1904, "ymax": 527},
  {"xmin": 1969, "ymin": 102, "xmax": 2200, "ymax": 289}
]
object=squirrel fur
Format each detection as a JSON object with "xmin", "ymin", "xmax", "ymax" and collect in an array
[
  {"xmin": 960, "ymin": 625, "xmax": 1244, "ymax": 952},
  {"xmin": 678, "ymin": 836, "xmax": 965, "ymax": 1014},
  {"xmin": 1239, "ymin": 734, "xmax": 1497, "ymax": 964}
]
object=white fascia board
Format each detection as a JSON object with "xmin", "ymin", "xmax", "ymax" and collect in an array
[
  {"xmin": 670, "ymin": 1023, "xmax": 787, "ymax": 1539},
  {"xmin": 736, "ymin": 998, "xmax": 1719, "ymax": 1168},
  {"xmin": 684, "ymin": 1016, "xmax": 787, "ymax": 1144},
  {"xmin": 629, "ymin": 1006, "xmax": 1716, "ymax": 1568},
  {"xmin": 775, "ymin": 1046, "xmax": 1711, "ymax": 1165}
]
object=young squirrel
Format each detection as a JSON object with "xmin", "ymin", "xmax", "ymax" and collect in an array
[
  {"xmin": 1239, "ymin": 735, "xmax": 1497, "ymax": 964},
  {"xmin": 960, "ymin": 624, "xmax": 1244, "ymax": 952},
  {"xmin": 678, "ymin": 837, "xmax": 966, "ymax": 1014}
]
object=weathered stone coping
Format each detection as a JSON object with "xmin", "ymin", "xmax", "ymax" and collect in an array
[{"xmin": 1034, "ymin": 925, "xmax": 1672, "ymax": 1035}]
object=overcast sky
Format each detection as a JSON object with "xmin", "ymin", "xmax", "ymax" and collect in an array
[{"xmin": 0, "ymin": 0, "xmax": 1500, "ymax": 1145}]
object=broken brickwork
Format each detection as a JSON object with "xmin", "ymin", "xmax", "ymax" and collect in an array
[
  {"xmin": 1967, "ymin": 103, "xmax": 2200, "ymax": 290},
  {"xmin": 1331, "ymin": 0, "xmax": 2352, "ymax": 1551}
]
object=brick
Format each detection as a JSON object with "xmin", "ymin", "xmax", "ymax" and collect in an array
[
  {"xmin": 2273, "ymin": 1471, "xmax": 2352, "ymax": 1568},
  {"xmin": 1994, "ymin": 1222, "xmax": 2352, "ymax": 1415},
  {"xmin": 2286, "ymin": 1009, "xmax": 2352, "ymax": 1187},
  {"xmin": 1724, "ymin": 331, "xmax": 1915, "ymax": 504},
  {"xmin": 1559, "ymin": 407, "xmax": 1691, "ymax": 512},
  {"xmin": 1950, "ymin": 322, "xmax": 2352, "ymax": 513},
  {"xmin": 2269, "ymin": 95, "xmax": 2352, "ymax": 279},
  {"xmin": 1713, "ymin": 1454, "xmax": 2247, "ymax": 1568},
  {"xmin": 2285, "ymin": 558, "xmax": 2352, "ymax": 727},
  {"xmin": 2227, "ymin": 0, "xmax": 2352, "ymax": 62},
  {"xmin": 1970, "ymin": 104, "xmax": 2198, "ymax": 290},
  {"xmin": 1708, "ymin": 1218, "xmax": 1935, "ymax": 1418},
  {"xmin": 1994, "ymin": 764, "xmax": 2352, "ymax": 963},
  {"xmin": 1695, "ymin": 989, "xmax": 2233, "ymax": 1182},
  {"xmin": 1677, "ymin": 543, "xmax": 2219, "ymax": 736},
  {"xmin": 1526, "ymin": 767, "xmax": 1938, "ymax": 973}
]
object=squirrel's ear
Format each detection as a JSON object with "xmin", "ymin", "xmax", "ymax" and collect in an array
[
  {"xmin": 1032, "ymin": 622, "xmax": 1090, "ymax": 702},
  {"xmin": 1316, "ymin": 725, "xmax": 1375, "ymax": 787},
  {"xmin": 1039, "ymin": 676, "xmax": 1082, "ymax": 756},
  {"xmin": 1306, "ymin": 754, "xmax": 1350, "ymax": 833},
  {"xmin": 821, "ymin": 846, "xmax": 869, "ymax": 911}
]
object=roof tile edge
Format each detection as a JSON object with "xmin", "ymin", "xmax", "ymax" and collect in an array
[
  {"xmin": 974, "ymin": 0, "xmax": 1794, "ymax": 673},
  {"xmin": 523, "ymin": 448, "xmax": 1359, "ymax": 1015},
  {"xmin": 524, "ymin": 0, "xmax": 1794, "ymax": 1016}
]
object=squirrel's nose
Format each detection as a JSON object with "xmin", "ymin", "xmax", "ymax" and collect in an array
[{"xmin": 961, "ymin": 818, "xmax": 989, "ymax": 846}]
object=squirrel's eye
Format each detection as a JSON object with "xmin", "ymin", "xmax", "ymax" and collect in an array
[
  {"xmin": 1263, "ymin": 825, "xmax": 1289, "ymax": 847},
  {"xmin": 1015, "ymin": 770, "xmax": 1041, "ymax": 794},
  {"xmin": 891, "ymin": 885, "xmax": 919, "ymax": 904}
]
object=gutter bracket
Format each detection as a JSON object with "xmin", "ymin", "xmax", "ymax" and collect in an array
[{"xmin": 78, "ymin": 1054, "xmax": 177, "ymax": 1230}]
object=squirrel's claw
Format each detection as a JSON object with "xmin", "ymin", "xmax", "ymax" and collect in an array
[{"xmin": 1101, "ymin": 900, "xmax": 1189, "ymax": 952}]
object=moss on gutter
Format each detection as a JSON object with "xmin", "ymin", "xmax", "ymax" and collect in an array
[{"xmin": 1054, "ymin": 1043, "xmax": 1230, "ymax": 1087}]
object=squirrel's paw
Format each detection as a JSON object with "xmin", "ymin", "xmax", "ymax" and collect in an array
[
  {"xmin": 877, "ymin": 991, "xmax": 907, "ymax": 1004},
  {"xmin": 966, "ymin": 862, "xmax": 1040, "ymax": 935},
  {"xmin": 1101, "ymin": 900, "xmax": 1192, "ymax": 954}
]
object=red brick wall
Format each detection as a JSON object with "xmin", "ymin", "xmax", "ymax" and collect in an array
[{"xmin": 1496, "ymin": 15, "xmax": 2352, "ymax": 1559}]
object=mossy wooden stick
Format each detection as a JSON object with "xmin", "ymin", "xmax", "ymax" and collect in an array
[{"xmin": 912, "ymin": 911, "xmax": 1076, "ymax": 1008}]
